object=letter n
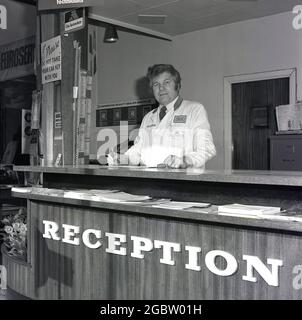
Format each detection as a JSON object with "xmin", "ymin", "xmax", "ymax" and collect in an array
[{"xmin": 242, "ymin": 255, "xmax": 283, "ymax": 287}]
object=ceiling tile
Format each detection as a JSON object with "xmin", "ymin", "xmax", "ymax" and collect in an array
[
  {"xmin": 130, "ymin": 0, "xmax": 182, "ymax": 8},
  {"xmin": 118, "ymin": 8, "xmax": 200, "ymax": 36},
  {"xmin": 91, "ymin": 0, "xmax": 143, "ymax": 19}
]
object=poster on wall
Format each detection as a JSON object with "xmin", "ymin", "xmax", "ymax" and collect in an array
[
  {"xmin": 64, "ymin": 8, "xmax": 85, "ymax": 33},
  {"xmin": 0, "ymin": 36, "xmax": 35, "ymax": 82},
  {"xmin": 41, "ymin": 35, "xmax": 62, "ymax": 85}
]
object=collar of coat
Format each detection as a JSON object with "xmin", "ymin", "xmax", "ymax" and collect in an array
[{"xmin": 152, "ymin": 96, "xmax": 183, "ymax": 114}]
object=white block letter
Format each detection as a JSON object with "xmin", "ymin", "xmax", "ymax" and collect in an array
[
  {"xmin": 131, "ymin": 236, "xmax": 153, "ymax": 259},
  {"xmin": 42, "ymin": 220, "xmax": 60, "ymax": 240},
  {"xmin": 82, "ymin": 229, "xmax": 102, "ymax": 249},
  {"xmin": 242, "ymin": 255, "xmax": 283, "ymax": 287},
  {"xmin": 62, "ymin": 224, "xmax": 80, "ymax": 245},
  {"xmin": 205, "ymin": 250, "xmax": 238, "ymax": 276},
  {"xmin": 154, "ymin": 240, "xmax": 181, "ymax": 265},
  {"xmin": 105, "ymin": 232, "xmax": 127, "ymax": 255},
  {"xmin": 185, "ymin": 246, "xmax": 202, "ymax": 271}
]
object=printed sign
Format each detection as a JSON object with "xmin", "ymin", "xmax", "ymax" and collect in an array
[
  {"xmin": 38, "ymin": 0, "xmax": 101, "ymax": 11},
  {"xmin": 41, "ymin": 36, "xmax": 62, "ymax": 84},
  {"xmin": 64, "ymin": 8, "xmax": 85, "ymax": 33},
  {"xmin": 0, "ymin": 36, "xmax": 35, "ymax": 82}
]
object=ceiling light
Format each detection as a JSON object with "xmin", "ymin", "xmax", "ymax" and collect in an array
[{"xmin": 104, "ymin": 24, "xmax": 118, "ymax": 43}]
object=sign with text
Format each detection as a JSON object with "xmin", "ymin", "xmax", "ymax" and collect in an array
[
  {"xmin": 0, "ymin": 36, "xmax": 35, "ymax": 82},
  {"xmin": 41, "ymin": 36, "xmax": 62, "ymax": 84},
  {"xmin": 38, "ymin": 0, "xmax": 102, "ymax": 11},
  {"xmin": 64, "ymin": 8, "xmax": 85, "ymax": 33}
]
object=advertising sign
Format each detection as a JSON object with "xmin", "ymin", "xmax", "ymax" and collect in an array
[
  {"xmin": 41, "ymin": 35, "xmax": 62, "ymax": 84},
  {"xmin": 64, "ymin": 8, "xmax": 85, "ymax": 33},
  {"xmin": 38, "ymin": 0, "xmax": 102, "ymax": 11},
  {"xmin": 0, "ymin": 36, "xmax": 35, "ymax": 82}
]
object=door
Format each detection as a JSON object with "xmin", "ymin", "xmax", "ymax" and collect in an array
[{"xmin": 232, "ymin": 78, "xmax": 289, "ymax": 170}]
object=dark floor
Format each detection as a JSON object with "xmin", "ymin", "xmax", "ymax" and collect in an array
[{"xmin": 0, "ymin": 287, "xmax": 30, "ymax": 300}]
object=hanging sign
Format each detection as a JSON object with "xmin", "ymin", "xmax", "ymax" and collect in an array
[
  {"xmin": 38, "ymin": 0, "xmax": 101, "ymax": 11},
  {"xmin": 64, "ymin": 8, "xmax": 85, "ymax": 33},
  {"xmin": 41, "ymin": 35, "xmax": 62, "ymax": 84},
  {"xmin": 0, "ymin": 36, "xmax": 35, "ymax": 82}
]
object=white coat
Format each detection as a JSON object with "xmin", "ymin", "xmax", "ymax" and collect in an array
[{"xmin": 126, "ymin": 96, "xmax": 216, "ymax": 168}]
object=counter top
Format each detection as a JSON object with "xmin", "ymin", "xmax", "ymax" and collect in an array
[
  {"xmin": 13, "ymin": 164, "xmax": 302, "ymax": 186},
  {"xmin": 12, "ymin": 189, "xmax": 302, "ymax": 233}
]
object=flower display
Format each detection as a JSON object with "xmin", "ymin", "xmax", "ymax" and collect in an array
[{"xmin": 0, "ymin": 208, "xmax": 27, "ymax": 261}]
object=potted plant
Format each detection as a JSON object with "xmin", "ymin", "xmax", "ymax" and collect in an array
[{"xmin": 0, "ymin": 208, "xmax": 27, "ymax": 261}]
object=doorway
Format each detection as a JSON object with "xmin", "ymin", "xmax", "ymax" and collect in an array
[
  {"xmin": 223, "ymin": 69, "xmax": 296, "ymax": 170},
  {"xmin": 0, "ymin": 75, "xmax": 36, "ymax": 164},
  {"xmin": 232, "ymin": 78, "xmax": 289, "ymax": 170}
]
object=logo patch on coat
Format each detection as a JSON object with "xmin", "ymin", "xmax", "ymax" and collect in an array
[{"xmin": 173, "ymin": 115, "xmax": 187, "ymax": 123}]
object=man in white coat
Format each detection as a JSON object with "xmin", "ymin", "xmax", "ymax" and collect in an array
[{"xmin": 107, "ymin": 64, "xmax": 216, "ymax": 169}]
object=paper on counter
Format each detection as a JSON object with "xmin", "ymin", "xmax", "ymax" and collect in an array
[
  {"xmin": 218, "ymin": 203, "xmax": 281, "ymax": 215},
  {"xmin": 91, "ymin": 192, "xmax": 151, "ymax": 203},
  {"xmin": 153, "ymin": 201, "xmax": 211, "ymax": 210},
  {"xmin": 11, "ymin": 187, "xmax": 32, "ymax": 193}
]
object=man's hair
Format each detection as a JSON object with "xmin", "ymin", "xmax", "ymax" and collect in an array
[{"xmin": 147, "ymin": 64, "xmax": 181, "ymax": 90}]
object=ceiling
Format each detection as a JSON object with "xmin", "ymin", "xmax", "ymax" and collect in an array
[
  {"xmin": 90, "ymin": 0, "xmax": 300, "ymax": 36},
  {"xmin": 11, "ymin": 0, "xmax": 301, "ymax": 37}
]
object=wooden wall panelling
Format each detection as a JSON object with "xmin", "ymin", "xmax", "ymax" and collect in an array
[
  {"xmin": 8, "ymin": 198, "xmax": 302, "ymax": 299},
  {"xmin": 1, "ymin": 252, "xmax": 31, "ymax": 297},
  {"xmin": 108, "ymin": 212, "xmax": 302, "ymax": 300},
  {"xmin": 59, "ymin": 11, "xmax": 88, "ymax": 165},
  {"xmin": 58, "ymin": 205, "xmax": 110, "ymax": 299},
  {"xmin": 29, "ymin": 201, "xmax": 61, "ymax": 299}
]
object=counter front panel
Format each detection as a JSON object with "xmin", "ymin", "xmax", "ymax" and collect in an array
[{"xmin": 7, "ymin": 165, "xmax": 302, "ymax": 299}]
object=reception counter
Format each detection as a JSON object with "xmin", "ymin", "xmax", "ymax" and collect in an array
[{"xmin": 5, "ymin": 165, "xmax": 302, "ymax": 299}]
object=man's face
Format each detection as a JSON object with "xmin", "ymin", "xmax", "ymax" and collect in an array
[{"xmin": 151, "ymin": 72, "xmax": 179, "ymax": 106}]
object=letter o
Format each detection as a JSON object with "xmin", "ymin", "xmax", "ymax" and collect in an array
[{"xmin": 205, "ymin": 250, "xmax": 238, "ymax": 276}]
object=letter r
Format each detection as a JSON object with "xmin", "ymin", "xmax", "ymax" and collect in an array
[{"xmin": 42, "ymin": 220, "xmax": 61, "ymax": 240}]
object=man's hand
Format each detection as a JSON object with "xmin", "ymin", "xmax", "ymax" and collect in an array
[
  {"xmin": 107, "ymin": 151, "xmax": 129, "ymax": 166},
  {"xmin": 107, "ymin": 150, "xmax": 119, "ymax": 166},
  {"xmin": 161, "ymin": 155, "xmax": 193, "ymax": 169},
  {"xmin": 163, "ymin": 155, "xmax": 184, "ymax": 168}
]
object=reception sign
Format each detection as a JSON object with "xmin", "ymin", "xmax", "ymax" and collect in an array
[
  {"xmin": 0, "ymin": 36, "xmax": 35, "ymax": 82},
  {"xmin": 41, "ymin": 36, "xmax": 62, "ymax": 84}
]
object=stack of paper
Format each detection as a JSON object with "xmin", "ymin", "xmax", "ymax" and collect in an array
[
  {"xmin": 64, "ymin": 189, "xmax": 118, "ymax": 200},
  {"xmin": 218, "ymin": 203, "xmax": 281, "ymax": 216},
  {"xmin": 64, "ymin": 189, "xmax": 153, "ymax": 203},
  {"xmin": 91, "ymin": 192, "xmax": 151, "ymax": 203},
  {"xmin": 153, "ymin": 201, "xmax": 211, "ymax": 210}
]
